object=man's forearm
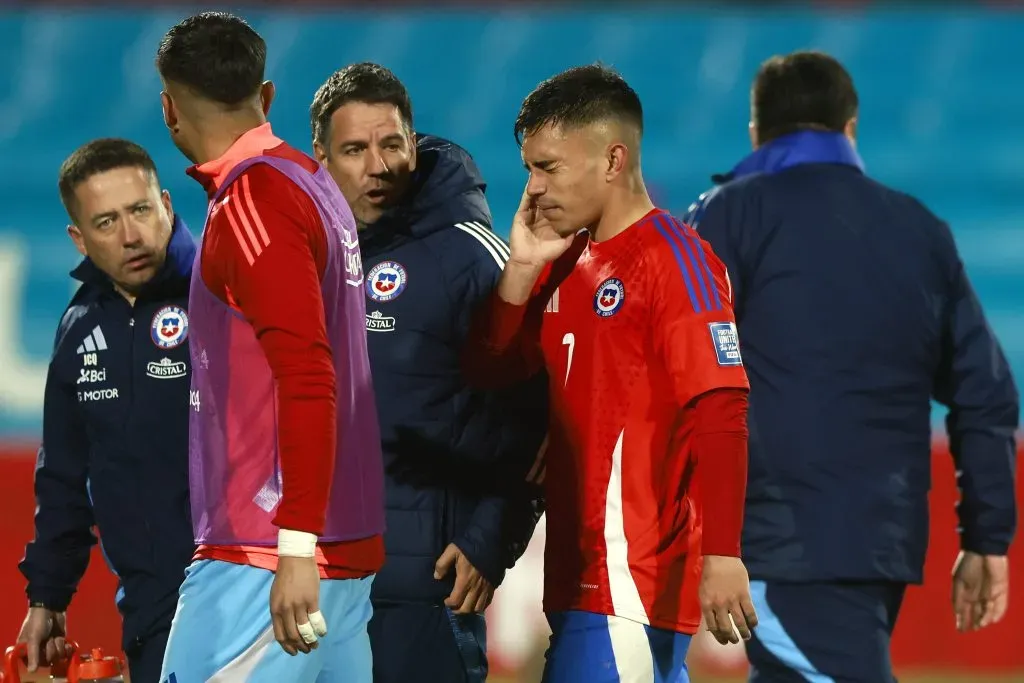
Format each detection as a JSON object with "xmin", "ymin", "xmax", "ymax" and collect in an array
[
  {"xmin": 21, "ymin": 534, "xmax": 94, "ymax": 611},
  {"xmin": 693, "ymin": 389, "xmax": 750, "ymax": 557},
  {"xmin": 22, "ymin": 453, "xmax": 97, "ymax": 611},
  {"xmin": 457, "ymin": 488, "xmax": 541, "ymax": 585},
  {"xmin": 273, "ymin": 374, "xmax": 336, "ymax": 537},
  {"xmin": 497, "ymin": 261, "xmax": 544, "ymax": 306},
  {"xmin": 462, "ymin": 264, "xmax": 545, "ymax": 389},
  {"xmin": 952, "ymin": 431, "xmax": 1017, "ymax": 555}
]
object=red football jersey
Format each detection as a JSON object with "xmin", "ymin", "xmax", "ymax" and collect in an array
[{"xmin": 478, "ymin": 208, "xmax": 748, "ymax": 633}]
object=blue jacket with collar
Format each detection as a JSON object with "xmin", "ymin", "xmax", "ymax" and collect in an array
[
  {"xmin": 686, "ymin": 131, "xmax": 1018, "ymax": 583},
  {"xmin": 359, "ymin": 134, "xmax": 547, "ymax": 605},
  {"xmin": 19, "ymin": 217, "xmax": 197, "ymax": 648}
]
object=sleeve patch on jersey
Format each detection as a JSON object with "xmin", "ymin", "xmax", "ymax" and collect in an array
[{"xmin": 708, "ymin": 322, "xmax": 743, "ymax": 366}]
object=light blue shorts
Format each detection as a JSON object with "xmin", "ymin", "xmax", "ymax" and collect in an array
[{"xmin": 159, "ymin": 559, "xmax": 374, "ymax": 683}]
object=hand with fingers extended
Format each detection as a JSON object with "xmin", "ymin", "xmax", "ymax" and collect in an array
[
  {"xmin": 16, "ymin": 606, "xmax": 71, "ymax": 672},
  {"xmin": 434, "ymin": 543, "xmax": 495, "ymax": 615},
  {"xmin": 699, "ymin": 555, "xmax": 759, "ymax": 645},
  {"xmin": 507, "ymin": 187, "xmax": 575, "ymax": 270},
  {"xmin": 952, "ymin": 550, "xmax": 1010, "ymax": 632},
  {"xmin": 270, "ymin": 555, "xmax": 328, "ymax": 655}
]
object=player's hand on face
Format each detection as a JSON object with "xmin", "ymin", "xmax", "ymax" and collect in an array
[
  {"xmin": 16, "ymin": 607, "xmax": 70, "ymax": 672},
  {"xmin": 434, "ymin": 542, "xmax": 495, "ymax": 615},
  {"xmin": 699, "ymin": 555, "xmax": 758, "ymax": 645},
  {"xmin": 952, "ymin": 550, "xmax": 1009, "ymax": 632},
  {"xmin": 270, "ymin": 556, "xmax": 327, "ymax": 655},
  {"xmin": 508, "ymin": 187, "xmax": 575, "ymax": 269}
]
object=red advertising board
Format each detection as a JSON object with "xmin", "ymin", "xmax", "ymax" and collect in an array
[{"xmin": 0, "ymin": 441, "xmax": 1021, "ymax": 675}]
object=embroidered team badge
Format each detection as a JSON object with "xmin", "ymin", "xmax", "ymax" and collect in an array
[
  {"xmin": 593, "ymin": 278, "xmax": 625, "ymax": 317},
  {"xmin": 151, "ymin": 305, "xmax": 189, "ymax": 349},
  {"xmin": 365, "ymin": 261, "xmax": 408, "ymax": 303},
  {"xmin": 708, "ymin": 321, "xmax": 743, "ymax": 366}
]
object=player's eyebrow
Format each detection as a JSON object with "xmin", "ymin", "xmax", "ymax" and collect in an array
[
  {"xmin": 337, "ymin": 132, "xmax": 406, "ymax": 150},
  {"xmin": 336, "ymin": 138, "xmax": 369, "ymax": 150}
]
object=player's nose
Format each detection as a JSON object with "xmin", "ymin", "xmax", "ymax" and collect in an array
[
  {"xmin": 367, "ymin": 149, "xmax": 389, "ymax": 175},
  {"xmin": 525, "ymin": 172, "xmax": 546, "ymax": 198},
  {"xmin": 121, "ymin": 216, "xmax": 143, "ymax": 246}
]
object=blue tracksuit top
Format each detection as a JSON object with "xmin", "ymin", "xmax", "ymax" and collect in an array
[
  {"xmin": 359, "ymin": 134, "xmax": 548, "ymax": 604},
  {"xmin": 686, "ymin": 131, "xmax": 1018, "ymax": 583}
]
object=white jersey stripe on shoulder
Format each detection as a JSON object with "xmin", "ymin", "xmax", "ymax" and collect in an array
[
  {"xmin": 466, "ymin": 220, "xmax": 511, "ymax": 260},
  {"xmin": 455, "ymin": 222, "xmax": 505, "ymax": 268}
]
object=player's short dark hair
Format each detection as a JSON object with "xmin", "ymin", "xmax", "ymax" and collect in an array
[
  {"xmin": 156, "ymin": 11, "xmax": 266, "ymax": 106},
  {"xmin": 752, "ymin": 51, "xmax": 858, "ymax": 143},
  {"xmin": 58, "ymin": 139, "xmax": 159, "ymax": 221},
  {"xmin": 514, "ymin": 64, "xmax": 643, "ymax": 146},
  {"xmin": 310, "ymin": 62, "xmax": 414, "ymax": 148}
]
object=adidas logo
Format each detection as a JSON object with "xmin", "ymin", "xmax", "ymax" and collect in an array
[
  {"xmin": 76, "ymin": 326, "xmax": 108, "ymax": 354},
  {"xmin": 545, "ymin": 288, "xmax": 560, "ymax": 313}
]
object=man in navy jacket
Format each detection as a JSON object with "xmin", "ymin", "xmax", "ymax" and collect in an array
[
  {"xmin": 311, "ymin": 63, "xmax": 547, "ymax": 683},
  {"xmin": 686, "ymin": 51, "xmax": 1019, "ymax": 682},
  {"xmin": 17, "ymin": 139, "xmax": 196, "ymax": 683}
]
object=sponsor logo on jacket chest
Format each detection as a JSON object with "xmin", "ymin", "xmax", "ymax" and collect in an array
[
  {"xmin": 78, "ymin": 387, "xmax": 119, "ymax": 402},
  {"xmin": 366, "ymin": 310, "xmax": 396, "ymax": 332},
  {"xmin": 146, "ymin": 357, "xmax": 188, "ymax": 379},
  {"xmin": 77, "ymin": 367, "xmax": 107, "ymax": 384}
]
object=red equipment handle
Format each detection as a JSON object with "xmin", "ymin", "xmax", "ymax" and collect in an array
[{"xmin": 3, "ymin": 640, "xmax": 78, "ymax": 682}]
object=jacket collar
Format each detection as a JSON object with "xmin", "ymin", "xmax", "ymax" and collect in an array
[
  {"xmin": 69, "ymin": 214, "xmax": 196, "ymax": 293},
  {"xmin": 186, "ymin": 122, "xmax": 284, "ymax": 197},
  {"xmin": 712, "ymin": 130, "xmax": 865, "ymax": 184}
]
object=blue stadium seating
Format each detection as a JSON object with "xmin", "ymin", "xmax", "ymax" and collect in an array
[{"xmin": 0, "ymin": 7, "xmax": 1021, "ymax": 434}]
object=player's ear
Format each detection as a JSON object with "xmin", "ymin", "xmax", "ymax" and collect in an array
[
  {"xmin": 605, "ymin": 142, "xmax": 628, "ymax": 180},
  {"xmin": 260, "ymin": 81, "xmax": 275, "ymax": 117},
  {"xmin": 161, "ymin": 91, "xmax": 177, "ymax": 131},
  {"xmin": 161, "ymin": 189, "xmax": 173, "ymax": 219},
  {"xmin": 748, "ymin": 121, "xmax": 758, "ymax": 150},
  {"xmin": 67, "ymin": 224, "xmax": 87, "ymax": 257},
  {"xmin": 407, "ymin": 132, "xmax": 418, "ymax": 173},
  {"xmin": 313, "ymin": 140, "xmax": 328, "ymax": 167},
  {"xmin": 844, "ymin": 117, "xmax": 858, "ymax": 146}
]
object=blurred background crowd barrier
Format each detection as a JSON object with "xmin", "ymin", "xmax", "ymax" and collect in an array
[{"xmin": 0, "ymin": 3, "xmax": 1022, "ymax": 680}]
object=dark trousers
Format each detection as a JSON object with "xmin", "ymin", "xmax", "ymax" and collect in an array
[
  {"xmin": 125, "ymin": 628, "xmax": 170, "ymax": 683},
  {"xmin": 747, "ymin": 580, "xmax": 907, "ymax": 683},
  {"xmin": 368, "ymin": 602, "xmax": 487, "ymax": 683}
]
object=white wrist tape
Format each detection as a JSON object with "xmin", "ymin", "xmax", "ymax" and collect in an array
[{"xmin": 278, "ymin": 529, "xmax": 318, "ymax": 558}]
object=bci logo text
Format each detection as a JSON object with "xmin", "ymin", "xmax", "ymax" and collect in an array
[{"xmin": 77, "ymin": 368, "xmax": 107, "ymax": 384}]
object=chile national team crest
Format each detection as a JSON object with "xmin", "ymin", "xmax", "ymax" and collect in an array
[
  {"xmin": 594, "ymin": 278, "xmax": 626, "ymax": 317},
  {"xmin": 151, "ymin": 305, "xmax": 189, "ymax": 349},
  {"xmin": 366, "ymin": 261, "xmax": 408, "ymax": 302}
]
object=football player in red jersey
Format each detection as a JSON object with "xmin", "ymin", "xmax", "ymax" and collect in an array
[{"xmin": 463, "ymin": 64, "xmax": 757, "ymax": 682}]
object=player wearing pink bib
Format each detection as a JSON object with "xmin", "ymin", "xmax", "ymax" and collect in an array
[{"xmin": 155, "ymin": 13, "xmax": 383, "ymax": 683}]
